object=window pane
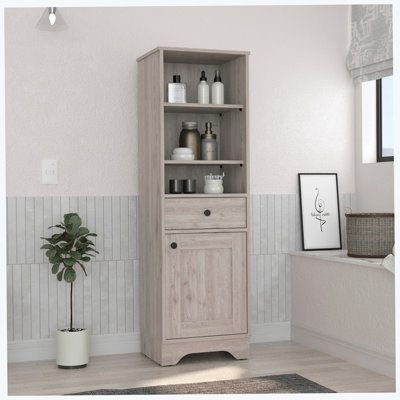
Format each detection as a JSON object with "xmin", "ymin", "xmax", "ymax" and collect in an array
[{"xmin": 381, "ymin": 75, "xmax": 394, "ymax": 158}]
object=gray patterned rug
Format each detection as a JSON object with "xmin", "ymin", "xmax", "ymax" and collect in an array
[{"xmin": 70, "ymin": 373, "xmax": 335, "ymax": 395}]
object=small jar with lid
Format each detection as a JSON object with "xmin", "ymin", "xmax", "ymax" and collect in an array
[
  {"xmin": 201, "ymin": 122, "xmax": 218, "ymax": 160},
  {"xmin": 179, "ymin": 122, "xmax": 200, "ymax": 159},
  {"xmin": 204, "ymin": 172, "xmax": 225, "ymax": 194}
]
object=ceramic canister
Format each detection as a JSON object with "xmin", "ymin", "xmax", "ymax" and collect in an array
[{"xmin": 204, "ymin": 173, "xmax": 224, "ymax": 194}]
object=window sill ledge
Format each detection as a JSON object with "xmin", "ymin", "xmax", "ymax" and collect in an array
[{"xmin": 289, "ymin": 250, "xmax": 385, "ymax": 270}]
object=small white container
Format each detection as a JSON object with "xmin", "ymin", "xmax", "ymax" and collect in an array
[
  {"xmin": 204, "ymin": 172, "xmax": 225, "ymax": 194},
  {"xmin": 211, "ymin": 70, "xmax": 224, "ymax": 105},
  {"xmin": 168, "ymin": 75, "xmax": 186, "ymax": 103},
  {"xmin": 171, "ymin": 154, "xmax": 195, "ymax": 161},
  {"xmin": 171, "ymin": 147, "xmax": 194, "ymax": 160},
  {"xmin": 197, "ymin": 71, "xmax": 210, "ymax": 104},
  {"xmin": 172, "ymin": 147, "xmax": 193, "ymax": 155}
]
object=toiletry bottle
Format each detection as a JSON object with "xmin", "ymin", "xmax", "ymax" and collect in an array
[
  {"xmin": 179, "ymin": 121, "xmax": 201, "ymax": 159},
  {"xmin": 211, "ymin": 70, "xmax": 224, "ymax": 105},
  {"xmin": 197, "ymin": 71, "xmax": 210, "ymax": 104},
  {"xmin": 201, "ymin": 122, "xmax": 218, "ymax": 160},
  {"xmin": 168, "ymin": 75, "xmax": 186, "ymax": 103}
]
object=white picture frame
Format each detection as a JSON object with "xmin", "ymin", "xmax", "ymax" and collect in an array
[{"xmin": 298, "ymin": 173, "xmax": 342, "ymax": 250}]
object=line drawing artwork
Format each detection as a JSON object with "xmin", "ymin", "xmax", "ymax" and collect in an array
[{"xmin": 314, "ymin": 188, "xmax": 326, "ymax": 232}]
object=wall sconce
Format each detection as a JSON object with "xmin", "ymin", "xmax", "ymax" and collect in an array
[{"xmin": 36, "ymin": 7, "xmax": 67, "ymax": 31}]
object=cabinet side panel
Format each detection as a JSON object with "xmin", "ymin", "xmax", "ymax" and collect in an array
[
  {"xmin": 138, "ymin": 51, "xmax": 163, "ymax": 362},
  {"xmin": 220, "ymin": 56, "xmax": 247, "ymax": 194}
]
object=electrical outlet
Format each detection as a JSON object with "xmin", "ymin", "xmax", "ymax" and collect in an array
[{"xmin": 42, "ymin": 159, "xmax": 58, "ymax": 184}]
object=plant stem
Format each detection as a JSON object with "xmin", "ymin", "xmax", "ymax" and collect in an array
[{"xmin": 70, "ymin": 281, "xmax": 73, "ymax": 332}]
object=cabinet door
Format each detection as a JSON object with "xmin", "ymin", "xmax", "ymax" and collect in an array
[{"xmin": 165, "ymin": 232, "xmax": 247, "ymax": 339}]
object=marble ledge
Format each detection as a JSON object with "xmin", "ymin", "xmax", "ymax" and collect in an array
[{"xmin": 289, "ymin": 249, "xmax": 387, "ymax": 271}]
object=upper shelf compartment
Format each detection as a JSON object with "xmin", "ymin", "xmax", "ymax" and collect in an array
[
  {"xmin": 162, "ymin": 48, "xmax": 248, "ymax": 106},
  {"xmin": 164, "ymin": 102, "xmax": 244, "ymax": 114}
]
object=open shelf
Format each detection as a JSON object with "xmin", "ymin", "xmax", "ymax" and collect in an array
[
  {"xmin": 162, "ymin": 49, "xmax": 248, "ymax": 197},
  {"xmin": 164, "ymin": 102, "xmax": 244, "ymax": 114},
  {"xmin": 165, "ymin": 160, "xmax": 244, "ymax": 165}
]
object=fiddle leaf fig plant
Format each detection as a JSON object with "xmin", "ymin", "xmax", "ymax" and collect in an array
[{"xmin": 41, "ymin": 213, "xmax": 98, "ymax": 331}]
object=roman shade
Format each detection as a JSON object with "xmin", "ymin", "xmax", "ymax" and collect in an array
[{"xmin": 347, "ymin": 5, "xmax": 393, "ymax": 82}]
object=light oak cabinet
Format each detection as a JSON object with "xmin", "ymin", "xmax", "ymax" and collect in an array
[
  {"xmin": 137, "ymin": 47, "xmax": 250, "ymax": 366},
  {"xmin": 165, "ymin": 232, "xmax": 247, "ymax": 340}
]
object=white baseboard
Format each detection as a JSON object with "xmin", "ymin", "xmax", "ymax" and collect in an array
[
  {"xmin": 292, "ymin": 324, "xmax": 395, "ymax": 378},
  {"xmin": 8, "ymin": 322, "xmax": 290, "ymax": 363},
  {"xmin": 250, "ymin": 321, "xmax": 291, "ymax": 343},
  {"xmin": 8, "ymin": 332, "xmax": 141, "ymax": 363}
]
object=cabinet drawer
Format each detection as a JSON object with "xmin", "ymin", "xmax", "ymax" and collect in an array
[{"xmin": 164, "ymin": 197, "xmax": 247, "ymax": 230}]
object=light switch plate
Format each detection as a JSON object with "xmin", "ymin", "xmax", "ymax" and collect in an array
[{"xmin": 42, "ymin": 159, "xmax": 58, "ymax": 184}]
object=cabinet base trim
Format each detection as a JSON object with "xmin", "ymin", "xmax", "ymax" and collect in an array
[{"xmin": 155, "ymin": 336, "xmax": 250, "ymax": 366}]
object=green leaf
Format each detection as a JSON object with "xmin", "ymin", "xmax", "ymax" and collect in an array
[
  {"xmin": 63, "ymin": 258, "xmax": 76, "ymax": 267},
  {"xmin": 84, "ymin": 253, "xmax": 97, "ymax": 258},
  {"xmin": 57, "ymin": 269, "xmax": 64, "ymax": 281},
  {"xmin": 87, "ymin": 247, "xmax": 99, "ymax": 254},
  {"xmin": 49, "ymin": 256, "xmax": 62, "ymax": 265},
  {"xmin": 64, "ymin": 213, "xmax": 82, "ymax": 235},
  {"xmin": 77, "ymin": 227, "xmax": 89, "ymax": 236},
  {"xmin": 85, "ymin": 233, "xmax": 97, "ymax": 237},
  {"xmin": 64, "ymin": 213, "xmax": 78, "ymax": 225},
  {"xmin": 48, "ymin": 224, "xmax": 65, "ymax": 229},
  {"xmin": 64, "ymin": 268, "xmax": 76, "ymax": 283},
  {"xmin": 45, "ymin": 249, "xmax": 57, "ymax": 259},
  {"xmin": 43, "ymin": 232, "xmax": 67, "ymax": 245},
  {"xmin": 81, "ymin": 256, "xmax": 91, "ymax": 262},
  {"xmin": 77, "ymin": 261, "xmax": 88, "ymax": 276},
  {"xmin": 40, "ymin": 244, "xmax": 54, "ymax": 250},
  {"xmin": 51, "ymin": 263, "xmax": 60, "ymax": 274},
  {"xmin": 71, "ymin": 250, "xmax": 82, "ymax": 260}
]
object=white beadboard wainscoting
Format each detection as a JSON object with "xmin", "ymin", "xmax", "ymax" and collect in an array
[{"xmin": 7, "ymin": 193, "xmax": 355, "ymax": 362}]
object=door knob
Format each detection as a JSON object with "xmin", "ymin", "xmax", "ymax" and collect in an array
[
  {"xmin": 170, "ymin": 242, "xmax": 177, "ymax": 249},
  {"xmin": 204, "ymin": 209, "xmax": 211, "ymax": 216}
]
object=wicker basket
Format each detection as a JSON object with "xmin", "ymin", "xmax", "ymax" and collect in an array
[{"xmin": 345, "ymin": 213, "xmax": 394, "ymax": 258}]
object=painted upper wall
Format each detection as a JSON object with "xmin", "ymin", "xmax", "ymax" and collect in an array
[{"xmin": 5, "ymin": 6, "xmax": 355, "ymax": 196}]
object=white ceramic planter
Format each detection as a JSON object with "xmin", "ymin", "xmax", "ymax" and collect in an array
[{"xmin": 56, "ymin": 329, "xmax": 89, "ymax": 369}]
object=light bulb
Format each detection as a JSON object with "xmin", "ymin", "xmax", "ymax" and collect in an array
[{"xmin": 48, "ymin": 8, "xmax": 56, "ymax": 26}]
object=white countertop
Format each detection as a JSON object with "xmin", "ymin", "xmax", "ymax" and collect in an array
[{"xmin": 289, "ymin": 249, "xmax": 385, "ymax": 270}]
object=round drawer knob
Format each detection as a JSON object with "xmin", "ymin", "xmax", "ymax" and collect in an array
[
  {"xmin": 204, "ymin": 209, "xmax": 211, "ymax": 217},
  {"xmin": 170, "ymin": 242, "xmax": 178, "ymax": 249}
]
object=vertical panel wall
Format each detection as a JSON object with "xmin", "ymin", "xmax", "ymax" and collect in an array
[{"xmin": 6, "ymin": 193, "xmax": 355, "ymax": 345}]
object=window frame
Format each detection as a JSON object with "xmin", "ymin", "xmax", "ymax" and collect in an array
[{"xmin": 376, "ymin": 78, "xmax": 394, "ymax": 162}]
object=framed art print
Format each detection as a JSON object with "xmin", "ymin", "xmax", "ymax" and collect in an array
[{"xmin": 298, "ymin": 173, "xmax": 342, "ymax": 250}]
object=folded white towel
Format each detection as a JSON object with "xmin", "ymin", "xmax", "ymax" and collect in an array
[{"xmin": 382, "ymin": 254, "xmax": 395, "ymax": 274}]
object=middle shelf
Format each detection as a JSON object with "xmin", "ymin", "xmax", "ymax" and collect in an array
[
  {"xmin": 165, "ymin": 160, "xmax": 244, "ymax": 165},
  {"xmin": 164, "ymin": 102, "xmax": 244, "ymax": 114}
]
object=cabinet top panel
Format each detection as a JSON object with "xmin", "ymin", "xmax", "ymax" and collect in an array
[{"xmin": 137, "ymin": 47, "xmax": 249, "ymax": 64}]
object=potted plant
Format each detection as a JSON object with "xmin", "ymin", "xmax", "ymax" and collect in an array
[{"xmin": 42, "ymin": 213, "xmax": 98, "ymax": 369}]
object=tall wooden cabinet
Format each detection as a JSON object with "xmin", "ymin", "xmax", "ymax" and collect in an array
[{"xmin": 137, "ymin": 47, "xmax": 250, "ymax": 366}]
